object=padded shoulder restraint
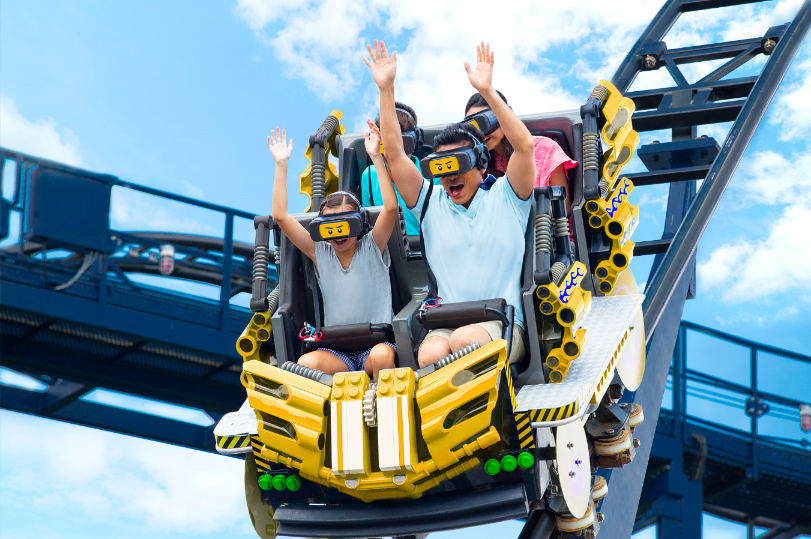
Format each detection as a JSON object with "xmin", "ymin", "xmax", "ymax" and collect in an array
[{"xmin": 419, "ymin": 180, "xmax": 439, "ymax": 298}]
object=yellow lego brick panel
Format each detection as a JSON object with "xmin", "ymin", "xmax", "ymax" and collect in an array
[
  {"xmin": 332, "ymin": 371, "xmax": 370, "ymax": 401},
  {"xmin": 331, "ymin": 371, "xmax": 371, "ymax": 476},
  {"xmin": 242, "ymin": 360, "xmax": 330, "ymax": 478},
  {"xmin": 535, "ymin": 262, "xmax": 593, "ymax": 333},
  {"xmin": 377, "ymin": 368, "xmax": 418, "ymax": 472},
  {"xmin": 416, "ymin": 339, "xmax": 507, "ymax": 470},
  {"xmin": 602, "ymin": 130, "xmax": 639, "ymax": 188},
  {"xmin": 236, "ymin": 311, "xmax": 273, "ymax": 361}
]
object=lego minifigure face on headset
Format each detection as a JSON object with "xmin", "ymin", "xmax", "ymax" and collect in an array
[{"xmin": 431, "ymin": 141, "xmax": 487, "ymax": 207}]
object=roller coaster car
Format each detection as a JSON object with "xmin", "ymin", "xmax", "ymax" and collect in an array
[{"xmin": 217, "ymin": 82, "xmax": 648, "ymax": 538}]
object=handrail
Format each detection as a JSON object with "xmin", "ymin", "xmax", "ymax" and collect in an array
[
  {"xmin": 0, "ymin": 146, "xmax": 263, "ymax": 331},
  {"xmin": 668, "ymin": 320, "xmax": 811, "ymax": 477},
  {"xmin": 680, "ymin": 320, "xmax": 811, "ymax": 364}
]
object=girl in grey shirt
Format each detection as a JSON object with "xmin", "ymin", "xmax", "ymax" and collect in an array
[{"xmin": 268, "ymin": 121, "xmax": 399, "ymax": 381}]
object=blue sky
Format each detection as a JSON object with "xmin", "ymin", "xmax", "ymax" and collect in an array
[{"xmin": 1, "ymin": 0, "xmax": 810, "ymax": 537}]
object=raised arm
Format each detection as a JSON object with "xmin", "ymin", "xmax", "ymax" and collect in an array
[
  {"xmin": 269, "ymin": 127, "xmax": 316, "ymax": 263},
  {"xmin": 465, "ymin": 43, "xmax": 535, "ymax": 200},
  {"xmin": 364, "ymin": 120, "xmax": 398, "ymax": 254},
  {"xmin": 363, "ymin": 40, "xmax": 424, "ymax": 208}
]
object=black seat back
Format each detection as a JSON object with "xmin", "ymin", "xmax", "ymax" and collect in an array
[{"xmin": 272, "ymin": 207, "xmax": 412, "ymax": 365}]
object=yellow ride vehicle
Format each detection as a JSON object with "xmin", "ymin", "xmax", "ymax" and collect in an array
[{"xmin": 214, "ymin": 81, "xmax": 647, "ymax": 539}]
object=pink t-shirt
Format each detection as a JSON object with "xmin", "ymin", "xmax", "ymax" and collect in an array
[
  {"xmin": 494, "ymin": 136, "xmax": 578, "ymax": 241},
  {"xmin": 493, "ymin": 136, "xmax": 578, "ymax": 187}
]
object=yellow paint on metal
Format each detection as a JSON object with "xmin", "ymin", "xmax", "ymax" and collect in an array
[
  {"xmin": 377, "ymin": 368, "xmax": 419, "ymax": 472},
  {"xmin": 534, "ymin": 261, "xmax": 592, "ymax": 383},
  {"xmin": 299, "ymin": 110, "xmax": 346, "ymax": 212},
  {"xmin": 241, "ymin": 360, "xmax": 331, "ymax": 479},
  {"xmin": 236, "ymin": 310, "xmax": 273, "ymax": 362},
  {"xmin": 331, "ymin": 371, "xmax": 371, "ymax": 476},
  {"xmin": 240, "ymin": 344, "xmax": 514, "ymax": 501},
  {"xmin": 416, "ymin": 340, "xmax": 507, "ymax": 471},
  {"xmin": 585, "ymin": 178, "xmax": 640, "ymax": 295}
]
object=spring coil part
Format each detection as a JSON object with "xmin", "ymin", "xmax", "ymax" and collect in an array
[
  {"xmin": 590, "ymin": 85, "xmax": 609, "ymax": 103},
  {"xmin": 281, "ymin": 361, "xmax": 332, "ymax": 386},
  {"xmin": 535, "ymin": 213, "xmax": 554, "ymax": 254},
  {"xmin": 583, "ymin": 132, "xmax": 600, "ymax": 171},
  {"xmin": 267, "ymin": 286, "xmax": 280, "ymax": 315},
  {"xmin": 555, "ymin": 216, "xmax": 570, "ymax": 238},
  {"xmin": 311, "ymin": 162, "xmax": 326, "ymax": 201},
  {"xmin": 599, "ymin": 178, "xmax": 611, "ymax": 199},
  {"xmin": 274, "ymin": 247, "xmax": 281, "ymax": 266},
  {"xmin": 434, "ymin": 342, "xmax": 481, "ymax": 371},
  {"xmin": 253, "ymin": 244, "xmax": 269, "ymax": 282},
  {"xmin": 551, "ymin": 262, "xmax": 567, "ymax": 285}
]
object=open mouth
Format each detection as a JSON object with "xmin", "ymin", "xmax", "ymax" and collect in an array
[
  {"xmin": 484, "ymin": 136, "xmax": 492, "ymax": 144},
  {"xmin": 334, "ymin": 239, "xmax": 348, "ymax": 246},
  {"xmin": 447, "ymin": 183, "xmax": 464, "ymax": 198}
]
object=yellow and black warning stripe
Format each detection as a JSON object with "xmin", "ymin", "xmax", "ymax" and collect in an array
[
  {"xmin": 216, "ymin": 433, "xmax": 252, "ymax": 451},
  {"xmin": 503, "ymin": 363, "xmax": 517, "ymax": 412},
  {"xmin": 514, "ymin": 412, "xmax": 536, "ymax": 449},
  {"xmin": 251, "ymin": 436, "xmax": 273, "ymax": 474}
]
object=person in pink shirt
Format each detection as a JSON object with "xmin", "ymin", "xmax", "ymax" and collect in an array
[{"xmin": 464, "ymin": 91, "xmax": 578, "ymax": 216}]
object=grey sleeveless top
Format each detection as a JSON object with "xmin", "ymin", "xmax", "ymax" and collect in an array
[{"xmin": 314, "ymin": 235, "xmax": 393, "ymax": 326}]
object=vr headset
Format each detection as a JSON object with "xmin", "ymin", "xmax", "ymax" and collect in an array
[
  {"xmin": 463, "ymin": 108, "xmax": 499, "ymax": 136},
  {"xmin": 308, "ymin": 192, "xmax": 371, "ymax": 242},
  {"xmin": 379, "ymin": 128, "xmax": 424, "ymax": 156},
  {"xmin": 419, "ymin": 131, "xmax": 490, "ymax": 179},
  {"xmin": 378, "ymin": 107, "xmax": 425, "ymax": 156}
]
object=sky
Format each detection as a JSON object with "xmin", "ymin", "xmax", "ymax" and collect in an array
[{"xmin": 1, "ymin": 0, "xmax": 810, "ymax": 538}]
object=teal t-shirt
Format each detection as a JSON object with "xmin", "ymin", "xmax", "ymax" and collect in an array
[{"xmin": 360, "ymin": 155, "xmax": 438, "ymax": 236}]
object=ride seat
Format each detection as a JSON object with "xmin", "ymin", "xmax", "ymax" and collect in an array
[{"xmin": 271, "ymin": 206, "xmax": 413, "ymax": 366}]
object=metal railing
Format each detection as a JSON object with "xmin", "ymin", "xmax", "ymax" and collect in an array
[
  {"xmin": 667, "ymin": 320, "xmax": 811, "ymax": 474},
  {"xmin": 0, "ymin": 147, "xmax": 272, "ymax": 331}
]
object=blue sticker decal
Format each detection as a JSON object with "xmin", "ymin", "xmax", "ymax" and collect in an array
[
  {"xmin": 559, "ymin": 266, "xmax": 584, "ymax": 304},
  {"xmin": 606, "ymin": 179, "xmax": 630, "ymax": 219}
]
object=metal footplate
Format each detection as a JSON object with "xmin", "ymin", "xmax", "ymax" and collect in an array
[
  {"xmin": 214, "ymin": 398, "xmax": 258, "ymax": 454},
  {"xmin": 516, "ymin": 294, "xmax": 644, "ymax": 426}
]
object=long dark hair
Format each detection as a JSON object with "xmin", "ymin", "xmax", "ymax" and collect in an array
[{"xmin": 465, "ymin": 90, "xmax": 513, "ymax": 178}]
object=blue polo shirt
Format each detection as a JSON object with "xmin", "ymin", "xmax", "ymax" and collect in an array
[
  {"xmin": 360, "ymin": 155, "xmax": 438, "ymax": 236},
  {"xmin": 410, "ymin": 176, "xmax": 532, "ymax": 329}
]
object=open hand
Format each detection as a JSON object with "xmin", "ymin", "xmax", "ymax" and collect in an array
[
  {"xmin": 464, "ymin": 42, "xmax": 494, "ymax": 93},
  {"xmin": 267, "ymin": 127, "xmax": 293, "ymax": 164},
  {"xmin": 362, "ymin": 40, "xmax": 397, "ymax": 89},
  {"xmin": 364, "ymin": 119, "xmax": 383, "ymax": 158}
]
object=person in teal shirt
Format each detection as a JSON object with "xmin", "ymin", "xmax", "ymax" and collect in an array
[{"xmin": 360, "ymin": 102, "xmax": 438, "ymax": 236}]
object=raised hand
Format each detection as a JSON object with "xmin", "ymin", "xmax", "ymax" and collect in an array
[
  {"xmin": 364, "ymin": 119, "xmax": 383, "ymax": 159},
  {"xmin": 464, "ymin": 42, "xmax": 494, "ymax": 93},
  {"xmin": 267, "ymin": 127, "xmax": 293, "ymax": 164},
  {"xmin": 362, "ymin": 40, "xmax": 397, "ymax": 89}
]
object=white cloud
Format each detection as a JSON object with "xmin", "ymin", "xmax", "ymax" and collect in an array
[
  {"xmin": 0, "ymin": 95, "xmax": 84, "ymax": 166},
  {"xmin": 697, "ymin": 146, "xmax": 811, "ymax": 304},
  {"xmin": 770, "ymin": 47, "xmax": 811, "ymax": 141},
  {"xmin": 235, "ymin": 0, "xmax": 663, "ymax": 124},
  {"xmin": 0, "ymin": 411, "xmax": 247, "ymax": 534}
]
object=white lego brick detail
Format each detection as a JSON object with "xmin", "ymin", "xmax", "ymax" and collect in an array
[
  {"xmin": 342, "ymin": 400, "xmax": 367, "ymax": 475},
  {"xmin": 330, "ymin": 401, "xmax": 341, "ymax": 475},
  {"xmin": 377, "ymin": 397, "xmax": 399, "ymax": 471},
  {"xmin": 400, "ymin": 396, "xmax": 413, "ymax": 471},
  {"xmin": 516, "ymin": 294, "xmax": 644, "ymax": 414}
]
